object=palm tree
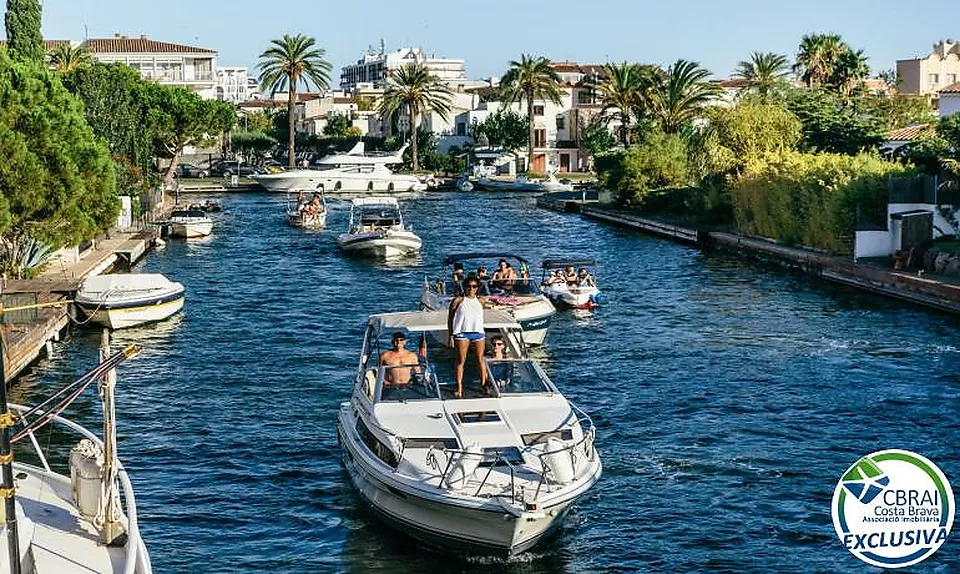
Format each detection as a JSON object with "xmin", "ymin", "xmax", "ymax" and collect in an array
[
  {"xmin": 831, "ymin": 48, "xmax": 870, "ymax": 97},
  {"xmin": 500, "ymin": 54, "xmax": 563, "ymax": 173},
  {"xmin": 594, "ymin": 62, "xmax": 652, "ymax": 145},
  {"xmin": 647, "ymin": 60, "xmax": 720, "ymax": 134},
  {"xmin": 733, "ymin": 51, "xmax": 789, "ymax": 97},
  {"xmin": 257, "ymin": 34, "xmax": 331, "ymax": 168},
  {"xmin": 794, "ymin": 33, "xmax": 845, "ymax": 89},
  {"xmin": 377, "ymin": 62, "xmax": 452, "ymax": 171},
  {"xmin": 47, "ymin": 43, "xmax": 92, "ymax": 73}
]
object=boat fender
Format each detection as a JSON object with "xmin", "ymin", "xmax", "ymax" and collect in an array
[
  {"xmin": 69, "ymin": 439, "xmax": 105, "ymax": 519},
  {"xmin": 442, "ymin": 443, "xmax": 482, "ymax": 491},
  {"xmin": 542, "ymin": 437, "xmax": 575, "ymax": 484}
]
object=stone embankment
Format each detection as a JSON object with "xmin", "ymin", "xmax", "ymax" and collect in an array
[{"xmin": 539, "ymin": 195, "xmax": 960, "ymax": 316}]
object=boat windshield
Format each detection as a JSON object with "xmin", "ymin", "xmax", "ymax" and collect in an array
[
  {"xmin": 434, "ymin": 256, "xmax": 540, "ymax": 297},
  {"xmin": 378, "ymin": 364, "xmax": 440, "ymax": 402},
  {"xmin": 485, "ymin": 359, "xmax": 553, "ymax": 395}
]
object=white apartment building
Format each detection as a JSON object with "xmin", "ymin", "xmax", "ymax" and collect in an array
[
  {"xmin": 295, "ymin": 92, "xmax": 372, "ymax": 136},
  {"xmin": 215, "ymin": 67, "xmax": 249, "ymax": 103},
  {"xmin": 897, "ymin": 39, "xmax": 960, "ymax": 95},
  {"xmin": 83, "ymin": 35, "xmax": 217, "ymax": 98},
  {"xmin": 340, "ymin": 46, "xmax": 467, "ymax": 90}
]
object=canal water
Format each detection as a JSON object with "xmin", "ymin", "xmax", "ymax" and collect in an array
[{"xmin": 11, "ymin": 192, "xmax": 960, "ymax": 572}]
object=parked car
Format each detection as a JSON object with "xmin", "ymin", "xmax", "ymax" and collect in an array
[
  {"xmin": 175, "ymin": 163, "xmax": 209, "ymax": 178},
  {"xmin": 209, "ymin": 161, "xmax": 266, "ymax": 177}
]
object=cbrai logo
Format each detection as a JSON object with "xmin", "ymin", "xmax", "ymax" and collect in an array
[{"xmin": 832, "ymin": 449, "xmax": 954, "ymax": 569}]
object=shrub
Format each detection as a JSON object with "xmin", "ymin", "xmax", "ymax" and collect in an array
[
  {"xmin": 598, "ymin": 130, "xmax": 688, "ymax": 208},
  {"xmin": 731, "ymin": 150, "xmax": 913, "ymax": 253}
]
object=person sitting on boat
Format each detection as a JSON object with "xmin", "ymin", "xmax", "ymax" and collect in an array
[
  {"xmin": 448, "ymin": 278, "xmax": 488, "ymax": 399},
  {"xmin": 488, "ymin": 335, "xmax": 509, "ymax": 359},
  {"xmin": 492, "ymin": 259, "xmax": 517, "ymax": 291},
  {"xmin": 487, "ymin": 336, "xmax": 513, "ymax": 392},
  {"xmin": 543, "ymin": 270, "xmax": 564, "ymax": 287},
  {"xmin": 577, "ymin": 268, "xmax": 595, "ymax": 287},
  {"xmin": 564, "ymin": 266, "xmax": 578, "ymax": 286},
  {"xmin": 476, "ymin": 266, "xmax": 491, "ymax": 295},
  {"xmin": 379, "ymin": 332, "xmax": 420, "ymax": 387},
  {"xmin": 451, "ymin": 263, "xmax": 465, "ymax": 295}
]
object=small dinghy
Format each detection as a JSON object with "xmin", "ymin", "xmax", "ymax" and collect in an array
[
  {"xmin": 286, "ymin": 188, "xmax": 327, "ymax": 228},
  {"xmin": 75, "ymin": 273, "xmax": 185, "ymax": 329},
  {"xmin": 540, "ymin": 259, "xmax": 603, "ymax": 309}
]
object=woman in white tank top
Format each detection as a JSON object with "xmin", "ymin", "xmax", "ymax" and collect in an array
[{"xmin": 447, "ymin": 277, "xmax": 488, "ymax": 398}]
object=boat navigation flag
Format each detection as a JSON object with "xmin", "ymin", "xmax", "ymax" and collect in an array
[{"xmin": 419, "ymin": 332, "xmax": 427, "ymax": 358}]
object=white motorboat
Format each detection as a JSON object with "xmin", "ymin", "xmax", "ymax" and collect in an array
[
  {"xmin": 74, "ymin": 273, "xmax": 185, "ymax": 329},
  {"xmin": 168, "ymin": 208, "xmax": 213, "ymax": 238},
  {"xmin": 540, "ymin": 258, "xmax": 603, "ymax": 309},
  {"xmin": 338, "ymin": 197, "xmax": 422, "ymax": 259},
  {"xmin": 251, "ymin": 142, "xmax": 427, "ymax": 193},
  {"xmin": 472, "ymin": 173, "xmax": 574, "ymax": 193},
  {"xmin": 337, "ymin": 310, "xmax": 601, "ymax": 556},
  {"xmin": 285, "ymin": 188, "xmax": 328, "ymax": 229},
  {"xmin": 1, "ymin": 336, "xmax": 151, "ymax": 573},
  {"xmin": 421, "ymin": 253, "xmax": 556, "ymax": 346}
]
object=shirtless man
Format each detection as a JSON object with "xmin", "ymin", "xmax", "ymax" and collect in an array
[{"xmin": 379, "ymin": 332, "xmax": 420, "ymax": 386}]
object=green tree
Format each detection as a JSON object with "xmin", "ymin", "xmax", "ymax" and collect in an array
[
  {"xmin": 62, "ymin": 62, "xmax": 154, "ymax": 176},
  {"xmin": 706, "ymin": 100, "xmax": 802, "ymax": 164},
  {"xmin": 783, "ymin": 87, "xmax": 883, "ymax": 154},
  {"xmin": 48, "ymin": 44, "xmax": 93, "ymax": 73},
  {"xmin": 647, "ymin": 59, "xmax": 720, "ymax": 134},
  {"xmin": 470, "ymin": 108, "xmax": 529, "ymax": 152},
  {"xmin": 257, "ymin": 34, "xmax": 332, "ymax": 168},
  {"xmin": 231, "ymin": 130, "xmax": 277, "ymax": 163},
  {"xmin": 938, "ymin": 113, "xmax": 960, "ymax": 152},
  {"xmin": 0, "ymin": 49, "xmax": 116, "ymax": 274},
  {"xmin": 597, "ymin": 129, "xmax": 688, "ymax": 207},
  {"xmin": 4, "ymin": 0, "xmax": 43, "ymax": 63},
  {"xmin": 859, "ymin": 94, "xmax": 934, "ymax": 131},
  {"xmin": 240, "ymin": 109, "xmax": 274, "ymax": 133},
  {"xmin": 794, "ymin": 33, "xmax": 845, "ymax": 89},
  {"xmin": 577, "ymin": 114, "xmax": 617, "ymax": 166},
  {"xmin": 146, "ymin": 85, "xmax": 236, "ymax": 188},
  {"xmin": 733, "ymin": 51, "xmax": 789, "ymax": 98},
  {"xmin": 323, "ymin": 113, "xmax": 352, "ymax": 137},
  {"xmin": 500, "ymin": 54, "xmax": 563, "ymax": 172},
  {"xmin": 831, "ymin": 48, "xmax": 870, "ymax": 97},
  {"xmin": 593, "ymin": 62, "xmax": 651, "ymax": 145},
  {"xmin": 377, "ymin": 62, "xmax": 452, "ymax": 171}
]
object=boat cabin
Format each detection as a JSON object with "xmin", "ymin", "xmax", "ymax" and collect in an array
[{"xmin": 347, "ymin": 197, "xmax": 404, "ymax": 233}]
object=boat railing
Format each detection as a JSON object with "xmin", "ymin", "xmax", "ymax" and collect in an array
[
  {"xmin": 432, "ymin": 403, "xmax": 597, "ymax": 505},
  {"xmin": 8, "ymin": 403, "xmax": 151, "ymax": 574}
]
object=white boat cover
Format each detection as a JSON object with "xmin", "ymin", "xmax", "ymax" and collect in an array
[
  {"xmin": 350, "ymin": 196, "xmax": 399, "ymax": 207},
  {"xmin": 77, "ymin": 273, "xmax": 182, "ymax": 303},
  {"xmin": 370, "ymin": 309, "xmax": 519, "ymax": 334}
]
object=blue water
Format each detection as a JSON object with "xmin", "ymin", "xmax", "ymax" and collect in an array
[{"xmin": 12, "ymin": 192, "xmax": 960, "ymax": 573}]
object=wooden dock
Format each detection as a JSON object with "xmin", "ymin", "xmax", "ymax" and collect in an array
[
  {"xmin": 580, "ymin": 206, "xmax": 701, "ymax": 244},
  {"xmin": 1, "ymin": 229, "xmax": 157, "ymax": 383}
]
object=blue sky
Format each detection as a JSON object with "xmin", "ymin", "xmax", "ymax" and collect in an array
[{"xmin": 16, "ymin": 0, "xmax": 960, "ymax": 81}]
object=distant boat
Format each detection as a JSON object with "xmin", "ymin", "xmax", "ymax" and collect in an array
[
  {"xmin": 168, "ymin": 209, "xmax": 213, "ymax": 238},
  {"xmin": 251, "ymin": 142, "xmax": 427, "ymax": 193},
  {"xmin": 337, "ymin": 196, "xmax": 422, "ymax": 259},
  {"xmin": 285, "ymin": 189, "xmax": 327, "ymax": 229},
  {"xmin": 75, "ymin": 273, "xmax": 185, "ymax": 329},
  {"xmin": 540, "ymin": 258, "xmax": 603, "ymax": 309},
  {"xmin": 472, "ymin": 173, "xmax": 574, "ymax": 193}
]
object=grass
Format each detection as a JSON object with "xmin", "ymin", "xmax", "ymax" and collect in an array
[{"xmin": 932, "ymin": 239, "xmax": 960, "ymax": 254}]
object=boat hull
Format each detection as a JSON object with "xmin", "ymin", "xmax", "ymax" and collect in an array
[
  {"xmin": 76, "ymin": 294, "xmax": 184, "ymax": 329},
  {"xmin": 286, "ymin": 211, "xmax": 327, "ymax": 228},
  {"xmin": 253, "ymin": 171, "xmax": 426, "ymax": 193},
  {"xmin": 337, "ymin": 412, "xmax": 575, "ymax": 556},
  {"xmin": 544, "ymin": 286, "xmax": 601, "ymax": 309},
  {"xmin": 338, "ymin": 232, "xmax": 422, "ymax": 259},
  {"xmin": 170, "ymin": 221, "xmax": 212, "ymax": 238}
]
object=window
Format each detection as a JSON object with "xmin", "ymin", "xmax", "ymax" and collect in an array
[
  {"xmin": 577, "ymin": 89, "xmax": 596, "ymax": 105},
  {"xmin": 356, "ymin": 418, "xmax": 398, "ymax": 467},
  {"xmin": 949, "ymin": 74, "xmax": 958, "ymax": 85},
  {"xmin": 456, "ymin": 122, "xmax": 466, "ymax": 136},
  {"xmin": 929, "ymin": 73, "xmax": 940, "ymax": 85},
  {"xmin": 556, "ymin": 116, "xmax": 565, "ymax": 131},
  {"xmin": 534, "ymin": 129, "xmax": 547, "ymax": 148},
  {"xmin": 533, "ymin": 105, "xmax": 544, "ymax": 116}
]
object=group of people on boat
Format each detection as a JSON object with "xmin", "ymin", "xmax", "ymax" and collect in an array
[
  {"xmin": 298, "ymin": 192, "xmax": 325, "ymax": 216},
  {"xmin": 446, "ymin": 259, "xmax": 532, "ymax": 296},
  {"xmin": 543, "ymin": 266, "xmax": 595, "ymax": 288}
]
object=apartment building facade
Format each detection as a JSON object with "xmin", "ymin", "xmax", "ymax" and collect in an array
[{"xmin": 896, "ymin": 39, "xmax": 960, "ymax": 95}]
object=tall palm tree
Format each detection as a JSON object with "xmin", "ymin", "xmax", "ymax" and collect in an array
[
  {"xmin": 794, "ymin": 33, "xmax": 845, "ymax": 89},
  {"xmin": 831, "ymin": 48, "xmax": 870, "ymax": 97},
  {"xmin": 594, "ymin": 62, "xmax": 652, "ymax": 145},
  {"xmin": 733, "ymin": 51, "xmax": 789, "ymax": 97},
  {"xmin": 377, "ymin": 62, "xmax": 452, "ymax": 171},
  {"xmin": 500, "ymin": 54, "xmax": 563, "ymax": 173},
  {"xmin": 647, "ymin": 60, "xmax": 720, "ymax": 134},
  {"xmin": 257, "ymin": 34, "xmax": 331, "ymax": 168},
  {"xmin": 47, "ymin": 43, "xmax": 92, "ymax": 73}
]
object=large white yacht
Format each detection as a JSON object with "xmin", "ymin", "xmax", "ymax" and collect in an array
[
  {"xmin": 421, "ymin": 253, "xmax": 556, "ymax": 345},
  {"xmin": 251, "ymin": 142, "xmax": 426, "ymax": 193},
  {"xmin": 337, "ymin": 310, "xmax": 601, "ymax": 556}
]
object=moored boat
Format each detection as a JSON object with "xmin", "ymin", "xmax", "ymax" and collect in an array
[
  {"xmin": 421, "ymin": 253, "xmax": 556, "ymax": 345},
  {"xmin": 74, "ymin": 273, "xmax": 185, "ymax": 329},
  {"xmin": 337, "ymin": 310, "xmax": 601, "ymax": 556},
  {"xmin": 168, "ymin": 209, "xmax": 213, "ymax": 238},
  {"xmin": 472, "ymin": 173, "xmax": 573, "ymax": 193},
  {"xmin": 337, "ymin": 197, "xmax": 422, "ymax": 259}
]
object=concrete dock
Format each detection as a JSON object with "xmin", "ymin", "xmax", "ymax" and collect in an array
[{"xmin": 1, "ymin": 229, "xmax": 157, "ymax": 383}]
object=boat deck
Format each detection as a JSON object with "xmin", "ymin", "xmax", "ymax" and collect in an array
[{"xmin": 13, "ymin": 465, "xmax": 125, "ymax": 573}]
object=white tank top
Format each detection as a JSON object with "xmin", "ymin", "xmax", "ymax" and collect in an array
[{"xmin": 452, "ymin": 296, "xmax": 484, "ymax": 335}]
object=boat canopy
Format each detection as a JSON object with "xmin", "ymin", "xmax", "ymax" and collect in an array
[
  {"xmin": 442, "ymin": 252, "xmax": 528, "ymax": 266},
  {"xmin": 541, "ymin": 258, "xmax": 598, "ymax": 269},
  {"xmin": 369, "ymin": 310, "xmax": 520, "ymax": 335},
  {"xmin": 350, "ymin": 196, "xmax": 399, "ymax": 207}
]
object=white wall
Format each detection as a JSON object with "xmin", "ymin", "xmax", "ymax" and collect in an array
[
  {"xmin": 888, "ymin": 204, "xmax": 955, "ymax": 238},
  {"xmin": 940, "ymin": 94, "xmax": 960, "ymax": 118},
  {"xmin": 854, "ymin": 230, "xmax": 892, "ymax": 259}
]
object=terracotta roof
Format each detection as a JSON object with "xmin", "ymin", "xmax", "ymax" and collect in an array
[
  {"xmin": 885, "ymin": 123, "xmax": 935, "ymax": 141},
  {"xmin": 81, "ymin": 37, "xmax": 215, "ymax": 54},
  {"xmin": 550, "ymin": 62, "xmax": 604, "ymax": 75},
  {"xmin": 719, "ymin": 78, "xmax": 752, "ymax": 89},
  {"xmin": 940, "ymin": 82, "xmax": 960, "ymax": 94},
  {"xmin": 237, "ymin": 99, "xmax": 282, "ymax": 109}
]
